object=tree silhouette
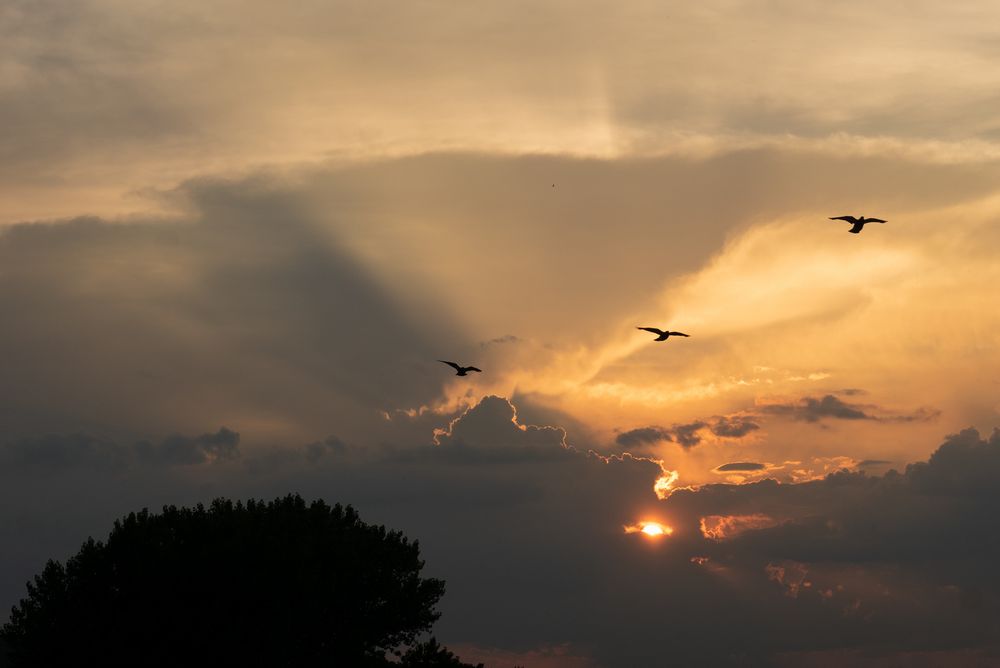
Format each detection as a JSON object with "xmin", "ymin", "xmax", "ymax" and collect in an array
[{"xmin": 1, "ymin": 494, "xmax": 483, "ymax": 668}]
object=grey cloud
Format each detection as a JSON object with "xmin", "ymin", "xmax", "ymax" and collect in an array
[
  {"xmin": 0, "ymin": 428, "xmax": 239, "ymax": 472},
  {"xmin": 4, "ymin": 398, "xmax": 1000, "ymax": 666},
  {"xmin": 617, "ymin": 414, "xmax": 758, "ymax": 450},
  {"xmin": 673, "ymin": 421, "xmax": 708, "ymax": 449},
  {"xmin": 430, "ymin": 395, "xmax": 575, "ymax": 464},
  {"xmin": 884, "ymin": 406, "xmax": 943, "ymax": 423},
  {"xmin": 715, "ymin": 462, "xmax": 767, "ymax": 472},
  {"xmin": 615, "ymin": 426, "xmax": 672, "ymax": 449},
  {"xmin": 649, "ymin": 427, "xmax": 1000, "ymax": 662},
  {"xmin": 760, "ymin": 394, "xmax": 939, "ymax": 424},
  {"xmin": 8, "ymin": 0, "xmax": 1000, "ymax": 199},
  {"xmin": 303, "ymin": 436, "xmax": 348, "ymax": 463},
  {"xmin": 0, "ymin": 177, "xmax": 467, "ymax": 445},
  {"xmin": 711, "ymin": 415, "xmax": 760, "ymax": 438},
  {"xmin": 761, "ymin": 394, "xmax": 872, "ymax": 421},
  {"xmin": 136, "ymin": 428, "xmax": 240, "ymax": 466},
  {"xmin": 857, "ymin": 459, "xmax": 892, "ymax": 468},
  {"xmin": 670, "ymin": 427, "xmax": 1000, "ymax": 565}
]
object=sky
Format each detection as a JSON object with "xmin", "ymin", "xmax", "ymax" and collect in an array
[{"xmin": 2, "ymin": 1, "xmax": 1000, "ymax": 665}]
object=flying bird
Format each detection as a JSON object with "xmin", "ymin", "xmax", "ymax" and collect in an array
[
  {"xmin": 637, "ymin": 327, "xmax": 690, "ymax": 341},
  {"xmin": 439, "ymin": 360, "xmax": 482, "ymax": 376},
  {"xmin": 829, "ymin": 215, "xmax": 887, "ymax": 234}
]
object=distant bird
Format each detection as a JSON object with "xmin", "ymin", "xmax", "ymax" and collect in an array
[
  {"xmin": 439, "ymin": 360, "xmax": 482, "ymax": 376},
  {"xmin": 637, "ymin": 327, "xmax": 690, "ymax": 342},
  {"xmin": 829, "ymin": 215, "xmax": 887, "ymax": 234}
]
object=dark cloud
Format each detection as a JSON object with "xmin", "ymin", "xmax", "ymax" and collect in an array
[
  {"xmin": 303, "ymin": 436, "xmax": 348, "ymax": 463},
  {"xmin": 672, "ymin": 421, "xmax": 708, "ymax": 449},
  {"xmin": 0, "ymin": 428, "xmax": 239, "ymax": 472},
  {"xmin": 615, "ymin": 426, "xmax": 672, "ymax": 449},
  {"xmin": 0, "ymin": 178, "xmax": 466, "ymax": 444},
  {"xmin": 715, "ymin": 461, "xmax": 767, "ymax": 472},
  {"xmin": 760, "ymin": 394, "xmax": 939, "ymax": 424},
  {"xmin": 761, "ymin": 394, "xmax": 872, "ymax": 421},
  {"xmin": 3, "ymin": 396, "xmax": 1000, "ymax": 666},
  {"xmin": 857, "ymin": 459, "xmax": 893, "ymax": 468},
  {"xmin": 617, "ymin": 414, "xmax": 758, "ymax": 450},
  {"xmin": 885, "ymin": 406, "xmax": 943, "ymax": 423},
  {"xmin": 136, "ymin": 428, "xmax": 240, "ymax": 466},
  {"xmin": 659, "ymin": 428, "xmax": 1000, "ymax": 662},
  {"xmin": 711, "ymin": 415, "xmax": 760, "ymax": 438}
]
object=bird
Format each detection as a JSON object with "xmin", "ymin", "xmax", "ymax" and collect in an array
[
  {"xmin": 637, "ymin": 327, "xmax": 690, "ymax": 342},
  {"xmin": 829, "ymin": 215, "xmax": 887, "ymax": 234},
  {"xmin": 439, "ymin": 360, "xmax": 482, "ymax": 376}
]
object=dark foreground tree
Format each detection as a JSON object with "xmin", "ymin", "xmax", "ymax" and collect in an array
[{"xmin": 1, "ymin": 494, "xmax": 482, "ymax": 668}]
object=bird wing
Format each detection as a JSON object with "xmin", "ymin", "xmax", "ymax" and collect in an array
[
  {"xmin": 668, "ymin": 332, "xmax": 690, "ymax": 337},
  {"xmin": 829, "ymin": 216, "xmax": 858, "ymax": 223},
  {"xmin": 466, "ymin": 367, "xmax": 483, "ymax": 373},
  {"xmin": 637, "ymin": 327, "xmax": 665, "ymax": 335},
  {"xmin": 863, "ymin": 217, "xmax": 887, "ymax": 223},
  {"xmin": 439, "ymin": 360, "xmax": 462, "ymax": 371}
]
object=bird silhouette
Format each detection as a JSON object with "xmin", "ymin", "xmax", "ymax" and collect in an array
[
  {"xmin": 829, "ymin": 215, "xmax": 887, "ymax": 234},
  {"xmin": 637, "ymin": 327, "xmax": 690, "ymax": 341},
  {"xmin": 439, "ymin": 360, "xmax": 482, "ymax": 376}
]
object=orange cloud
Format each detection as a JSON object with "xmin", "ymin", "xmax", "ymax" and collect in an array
[{"xmin": 700, "ymin": 513, "xmax": 779, "ymax": 541}]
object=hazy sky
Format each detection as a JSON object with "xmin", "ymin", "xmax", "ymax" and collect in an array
[{"xmin": 3, "ymin": 1, "xmax": 1000, "ymax": 665}]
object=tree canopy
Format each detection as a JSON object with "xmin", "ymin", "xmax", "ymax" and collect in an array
[{"xmin": 1, "ymin": 494, "xmax": 482, "ymax": 667}]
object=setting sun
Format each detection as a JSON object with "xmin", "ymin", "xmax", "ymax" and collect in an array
[{"xmin": 624, "ymin": 521, "xmax": 674, "ymax": 538}]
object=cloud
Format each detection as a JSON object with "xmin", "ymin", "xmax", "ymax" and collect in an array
[
  {"xmin": 760, "ymin": 394, "xmax": 873, "ymax": 421},
  {"xmin": 0, "ymin": 428, "xmax": 239, "ymax": 472},
  {"xmin": 857, "ymin": 459, "xmax": 893, "ymax": 468},
  {"xmin": 759, "ymin": 394, "xmax": 939, "ymax": 424},
  {"xmin": 0, "ymin": 177, "xmax": 468, "ymax": 445},
  {"xmin": 714, "ymin": 462, "xmax": 767, "ymax": 472},
  {"xmin": 9, "ymin": 0, "xmax": 1000, "ymax": 225},
  {"xmin": 3, "ymin": 395, "xmax": 1000, "ymax": 666},
  {"xmin": 710, "ymin": 415, "xmax": 761, "ymax": 438},
  {"xmin": 137, "ymin": 428, "xmax": 240, "ymax": 466},
  {"xmin": 303, "ymin": 436, "xmax": 348, "ymax": 463},
  {"xmin": 700, "ymin": 513, "xmax": 779, "ymax": 540},
  {"xmin": 616, "ymin": 414, "xmax": 759, "ymax": 450},
  {"xmin": 672, "ymin": 421, "xmax": 708, "ymax": 449},
  {"xmin": 433, "ymin": 395, "xmax": 570, "ymax": 456},
  {"xmin": 614, "ymin": 426, "xmax": 673, "ymax": 448}
]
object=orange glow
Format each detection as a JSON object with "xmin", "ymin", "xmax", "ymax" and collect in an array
[
  {"xmin": 653, "ymin": 470, "xmax": 680, "ymax": 499},
  {"xmin": 700, "ymin": 514, "xmax": 778, "ymax": 540},
  {"xmin": 624, "ymin": 521, "xmax": 674, "ymax": 538}
]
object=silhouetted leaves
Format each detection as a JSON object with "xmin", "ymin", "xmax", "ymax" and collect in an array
[{"xmin": 1, "ymin": 494, "xmax": 480, "ymax": 667}]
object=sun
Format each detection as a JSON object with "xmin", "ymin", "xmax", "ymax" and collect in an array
[
  {"xmin": 624, "ymin": 521, "xmax": 674, "ymax": 538},
  {"xmin": 642, "ymin": 523, "xmax": 667, "ymax": 536}
]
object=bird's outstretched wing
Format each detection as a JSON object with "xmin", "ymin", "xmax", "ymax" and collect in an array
[
  {"xmin": 439, "ymin": 360, "xmax": 462, "ymax": 371},
  {"xmin": 863, "ymin": 217, "xmax": 887, "ymax": 223},
  {"xmin": 637, "ymin": 327, "xmax": 666, "ymax": 335},
  {"xmin": 466, "ymin": 367, "xmax": 483, "ymax": 373},
  {"xmin": 668, "ymin": 332, "xmax": 690, "ymax": 337},
  {"xmin": 830, "ymin": 215, "xmax": 859, "ymax": 223}
]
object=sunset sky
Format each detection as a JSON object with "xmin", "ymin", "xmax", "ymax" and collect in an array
[{"xmin": 3, "ymin": 1, "xmax": 1000, "ymax": 665}]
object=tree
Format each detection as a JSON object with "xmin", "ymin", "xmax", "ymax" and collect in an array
[{"xmin": 1, "ymin": 494, "xmax": 482, "ymax": 667}]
